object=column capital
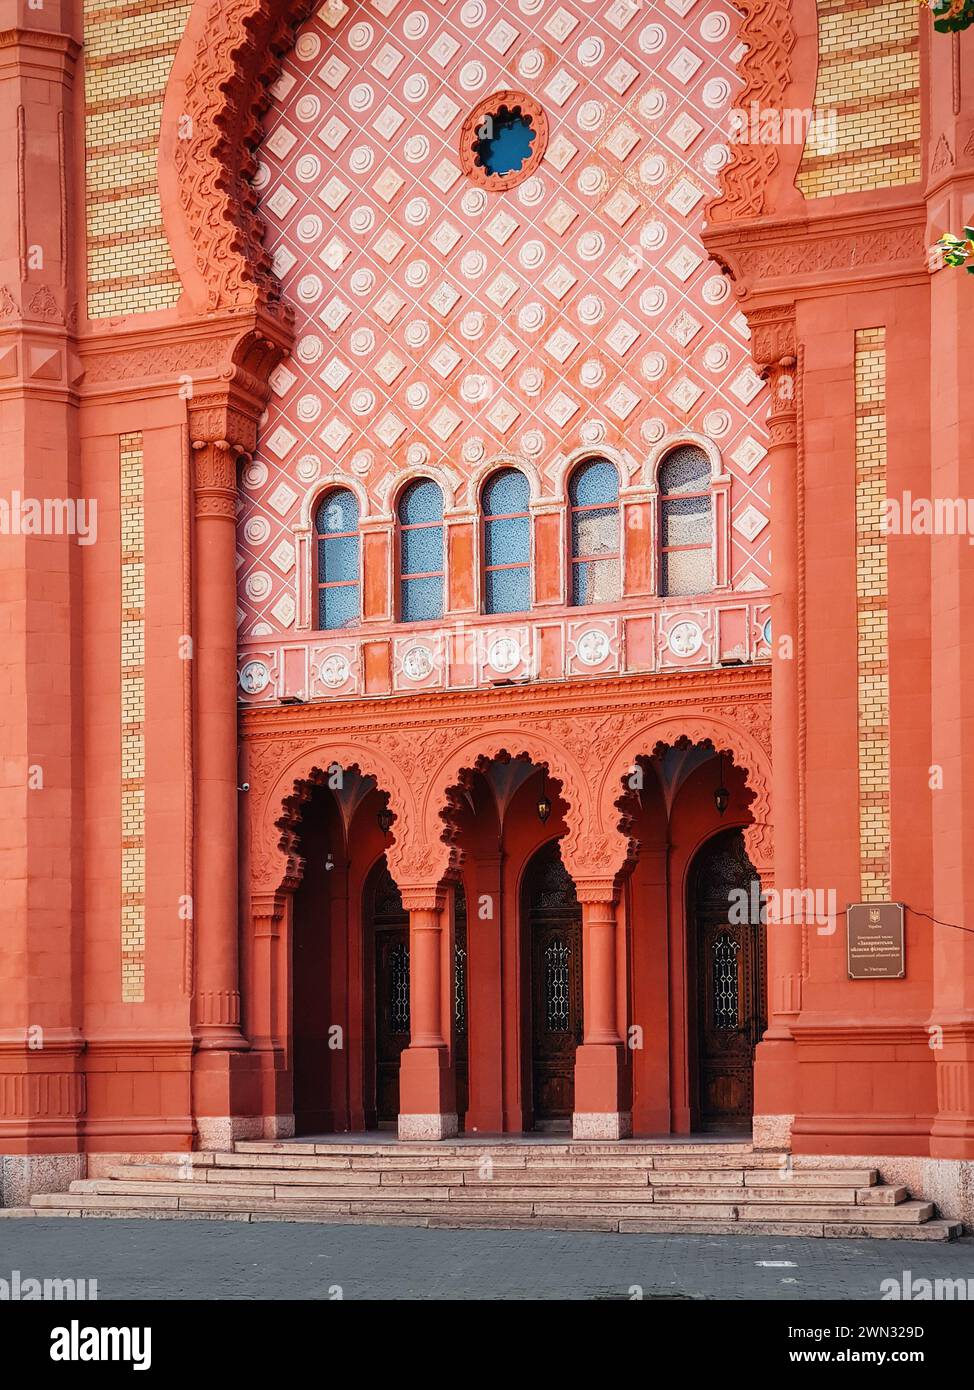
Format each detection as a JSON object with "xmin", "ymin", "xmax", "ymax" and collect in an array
[
  {"xmin": 399, "ymin": 886, "xmax": 446, "ymax": 914},
  {"xmin": 573, "ymin": 879, "xmax": 620, "ymax": 907},
  {"xmin": 251, "ymin": 890, "xmax": 287, "ymax": 938}
]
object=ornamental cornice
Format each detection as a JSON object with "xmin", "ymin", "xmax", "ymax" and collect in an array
[
  {"xmin": 703, "ymin": 202, "xmax": 927, "ymax": 301},
  {"xmin": 239, "ymin": 666, "xmax": 772, "ymax": 754}
]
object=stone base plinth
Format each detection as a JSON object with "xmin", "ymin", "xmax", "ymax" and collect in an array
[
  {"xmin": 195, "ymin": 1115, "xmax": 264, "ymax": 1151},
  {"xmin": 572, "ymin": 1111, "xmax": 633, "ymax": 1140},
  {"xmin": 752, "ymin": 1113, "xmax": 795, "ymax": 1150},
  {"xmin": 397, "ymin": 1112, "xmax": 459, "ymax": 1141},
  {"xmin": 1, "ymin": 1154, "xmax": 86, "ymax": 1208}
]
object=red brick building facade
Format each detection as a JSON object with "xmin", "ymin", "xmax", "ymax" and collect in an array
[{"xmin": 1, "ymin": 0, "xmax": 973, "ymax": 1226}]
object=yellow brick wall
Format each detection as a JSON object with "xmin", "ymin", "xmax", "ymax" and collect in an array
[
  {"xmin": 854, "ymin": 330, "xmax": 891, "ymax": 901},
  {"xmin": 84, "ymin": 1, "xmax": 191, "ymax": 318},
  {"xmin": 797, "ymin": 0, "xmax": 920, "ymax": 198},
  {"xmin": 120, "ymin": 433, "xmax": 146, "ymax": 1002}
]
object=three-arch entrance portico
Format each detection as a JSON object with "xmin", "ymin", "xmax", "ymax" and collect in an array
[{"xmin": 236, "ymin": 668, "xmax": 773, "ymax": 1142}]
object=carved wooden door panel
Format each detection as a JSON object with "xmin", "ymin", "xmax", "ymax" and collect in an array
[
  {"xmin": 454, "ymin": 882, "xmax": 468, "ymax": 1127},
  {"xmin": 371, "ymin": 861, "xmax": 410, "ymax": 1125},
  {"xmin": 527, "ymin": 844, "xmax": 582, "ymax": 1129},
  {"xmin": 693, "ymin": 830, "xmax": 767, "ymax": 1130},
  {"xmin": 374, "ymin": 927, "xmax": 409, "ymax": 1123}
]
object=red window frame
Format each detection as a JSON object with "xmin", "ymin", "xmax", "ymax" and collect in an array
[{"xmin": 314, "ymin": 492, "xmax": 360, "ymax": 629}]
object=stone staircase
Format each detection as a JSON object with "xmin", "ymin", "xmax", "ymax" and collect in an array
[{"xmin": 24, "ymin": 1139, "xmax": 961, "ymax": 1238}]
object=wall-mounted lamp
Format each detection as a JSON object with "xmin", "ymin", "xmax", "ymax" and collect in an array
[
  {"xmin": 714, "ymin": 753, "xmax": 730, "ymax": 816},
  {"xmin": 537, "ymin": 771, "xmax": 552, "ymax": 824}
]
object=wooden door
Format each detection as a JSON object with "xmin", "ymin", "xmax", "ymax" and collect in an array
[
  {"xmin": 372, "ymin": 863, "xmax": 410, "ymax": 1124},
  {"xmin": 454, "ymin": 883, "xmax": 469, "ymax": 1127},
  {"xmin": 692, "ymin": 830, "xmax": 766, "ymax": 1130},
  {"xmin": 527, "ymin": 844, "xmax": 582, "ymax": 1129}
]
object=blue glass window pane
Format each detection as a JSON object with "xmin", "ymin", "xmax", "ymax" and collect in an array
[
  {"xmin": 485, "ymin": 515, "xmax": 530, "ymax": 567},
  {"xmin": 572, "ymin": 558, "xmax": 620, "ymax": 606},
  {"xmin": 572, "ymin": 506, "xmax": 618, "ymax": 558},
  {"xmin": 485, "ymin": 566, "xmax": 530, "ymax": 615},
  {"xmin": 475, "ymin": 110, "xmax": 536, "ymax": 178},
  {"xmin": 318, "ymin": 534, "xmax": 359, "ymax": 584},
  {"xmin": 659, "ymin": 446, "xmax": 710, "ymax": 495},
  {"xmin": 401, "ymin": 575, "xmax": 443, "ymax": 622},
  {"xmin": 319, "ymin": 583, "xmax": 360, "ymax": 630},
  {"xmin": 483, "ymin": 468, "xmax": 530, "ymax": 516},
  {"xmin": 662, "ymin": 495, "xmax": 711, "ymax": 547},
  {"xmin": 401, "ymin": 524, "xmax": 443, "ymax": 577},
  {"xmin": 661, "ymin": 549, "xmax": 712, "ymax": 597},
  {"xmin": 398, "ymin": 479, "xmax": 443, "ymax": 524},
  {"xmin": 569, "ymin": 460, "xmax": 618, "ymax": 508},
  {"xmin": 316, "ymin": 488, "xmax": 359, "ymax": 534}
]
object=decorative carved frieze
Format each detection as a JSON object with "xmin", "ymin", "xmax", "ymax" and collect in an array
[{"xmin": 242, "ymin": 667, "xmax": 772, "ymax": 902}]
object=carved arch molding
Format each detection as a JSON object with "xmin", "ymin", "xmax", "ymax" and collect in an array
[
  {"xmin": 164, "ymin": 0, "xmax": 797, "ymax": 326},
  {"xmin": 244, "ymin": 688, "xmax": 772, "ymax": 900}
]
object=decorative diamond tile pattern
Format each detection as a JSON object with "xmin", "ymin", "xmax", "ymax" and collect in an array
[{"xmin": 237, "ymin": 0, "xmax": 771, "ymax": 635}]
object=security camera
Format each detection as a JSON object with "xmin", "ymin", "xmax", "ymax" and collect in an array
[{"xmin": 237, "ymin": 782, "xmax": 250, "ymax": 793}]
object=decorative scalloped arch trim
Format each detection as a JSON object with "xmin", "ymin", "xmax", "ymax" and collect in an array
[
  {"xmin": 641, "ymin": 431, "xmax": 726, "ymax": 489},
  {"xmin": 595, "ymin": 717, "xmax": 772, "ymax": 865},
  {"xmin": 251, "ymin": 741, "xmax": 419, "ymax": 895},
  {"xmin": 162, "ymin": 0, "xmax": 319, "ymax": 317},
  {"xmin": 298, "ymin": 473, "xmax": 371, "ymax": 530},
  {"xmin": 459, "ymin": 454, "xmax": 545, "ymax": 513}
]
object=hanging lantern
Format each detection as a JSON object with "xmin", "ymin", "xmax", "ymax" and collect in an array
[
  {"xmin": 537, "ymin": 772, "xmax": 552, "ymax": 824},
  {"xmin": 377, "ymin": 806, "xmax": 394, "ymax": 835},
  {"xmin": 714, "ymin": 753, "xmax": 730, "ymax": 816}
]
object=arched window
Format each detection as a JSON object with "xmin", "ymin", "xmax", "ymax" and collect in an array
[
  {"xmin": 659, "ymin": 446, "xmax": 714, "ymax": 596},
  {"xmin": 482, "ymin": 468, "xmax": 531, "ymax": 614},
  {"xmin": 398, "ymin": 479, "xmax": 444, "ymax": 621},
  {"xmin": 315, "ymin": 488, "xmax": 360, "ymax": 630},
  {"xmin": 569, "ymin": 459, "xmax": 620, "ymax": 606}
]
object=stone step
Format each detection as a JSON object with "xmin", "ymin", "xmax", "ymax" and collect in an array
[
  {"xmin": 737, "ymin": 1200, "xmax": 934, "ymax": 1224},
  {"xmin": 94, "ymin": 1159, "xmax": 886, "ymax": 1194},
  {"xmin": 232, "ymin": 1140, "xmax": 758, "ymax": 1160},
  {"xmin": 645, "ymin": 1185, "xmax": 862, "ymax": 1204},
  {"xmin": 39, "ymin": 1184, "xmax": 907, "ymax": 1217},
  {"xmin": 34, "ymin": 1205, "xmax": 962, "ymax": 1239},
  {"xmin": 745, "ymin": 1168, "xmax": 879, "ymax": 1187},
  {"xmin": 216, "ymin": 1149, "xmax": 788, "ymax": 1173},
  {"xmin": 69, "ymin": 1174, "xmax": 908, "ymax": 1209},
  {"xmin": 28, "ymin": 1191, "xmax": 960, "ymax": 1239},
  {"xmin": 855, "ymin": 1185, "xmax": 908, "ymax": 1206}
]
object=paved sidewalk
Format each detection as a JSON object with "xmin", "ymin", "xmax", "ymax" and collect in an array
[{"xmin": 1, "ymin": 1219, "xmax": 973, "ymax": 1299}]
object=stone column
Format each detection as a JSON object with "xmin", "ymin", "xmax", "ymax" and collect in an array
[
  {"xmin": 397, "ymin": 886, "xmax": 457, "ymax": 1139},
  {"xmin": 0, "ymin": 12, "xmax": 86, "ymax": 1202},
  {"xmin": 749, "ymin": 312, "xmax": 803, "ymax": 1137},
  {"xmin": 572, "ymin": 884, "xmax": 632, "ymax": 1139},
  {"xmin": 190, "ymin": 429, "xmax": 248, "ymax": 1050},
  {"xmin": 464, "ymin": 851, "xmax": 504, "ymax": 1133},
  {"xmin": 251, "ymin": 891, "xmax": 292, "ymax": 1139},
  {"xmin": 188, "ymin": 405, "xmax": 261, "ymax": 1148}
]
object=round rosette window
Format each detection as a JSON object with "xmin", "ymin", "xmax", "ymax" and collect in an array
[{"xmin": 460, "ymin": 91, "xmax": 548, "ymax": 191}]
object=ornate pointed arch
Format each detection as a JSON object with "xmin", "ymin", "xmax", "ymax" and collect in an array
[
  {"xmin": 595, "ymin": 713, "xmax": 773, "ymax": 879},
  {"xmin": 426, "ymin": 731, "xmax": 627, "ymax": 888},
  {"xmin": 160, "ymin": 0, "xmax": 319, "ymax": 318},
  {"xmin": 247, "ymin": 738, "xmax": 418, "ymax": 896}
]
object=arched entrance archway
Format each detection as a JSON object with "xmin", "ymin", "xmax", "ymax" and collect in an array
[
  {"xmin": 522, "ymin": 841, "xmax": 583, "ymax": 1132},
  {"xmin": 688, "ymin": 828, "xmax": 767, "ymax": 1132}
]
